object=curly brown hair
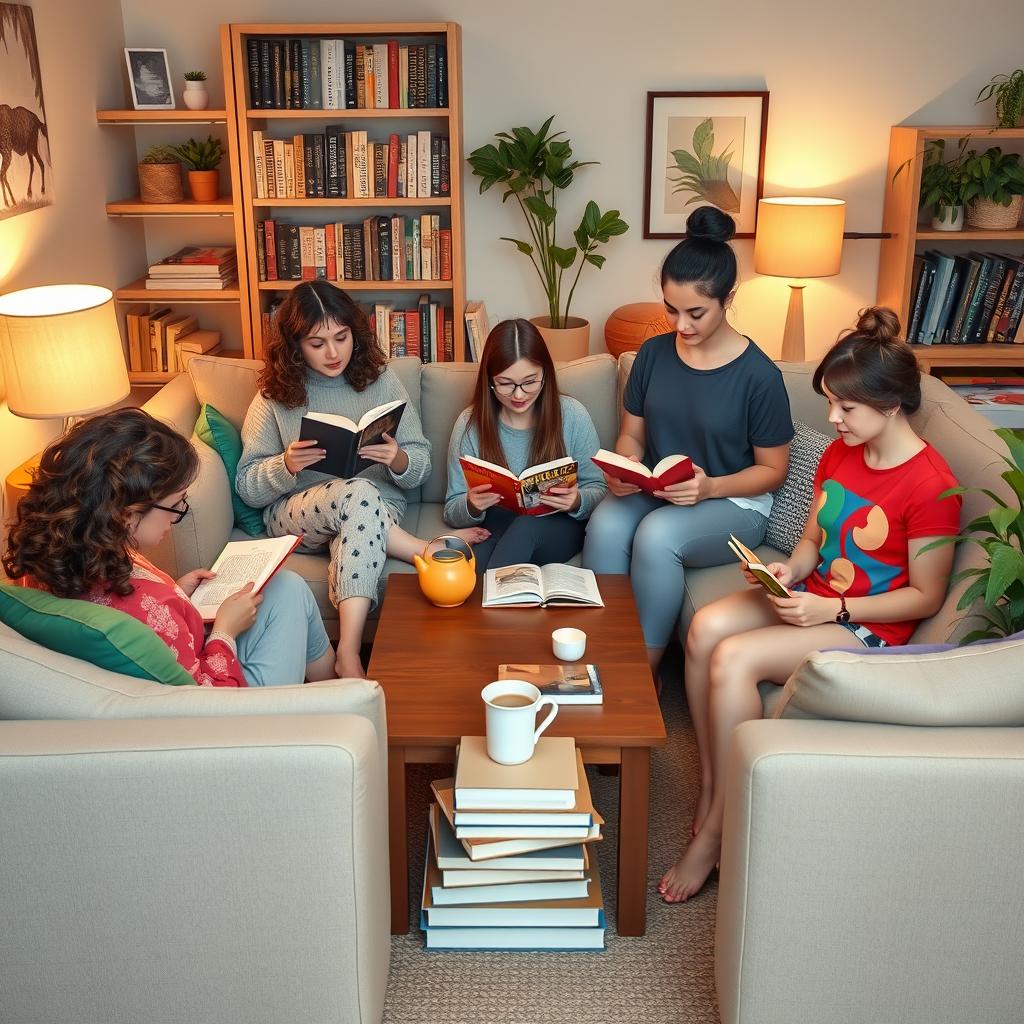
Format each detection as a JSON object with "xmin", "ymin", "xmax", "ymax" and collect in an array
[
  {"xmin": 258, "ymin": 281, "xmax": 387, "ymax": 407},
  {"xmin": 2, "ymin": 409, "xmax": 198, "ymax": 598}
]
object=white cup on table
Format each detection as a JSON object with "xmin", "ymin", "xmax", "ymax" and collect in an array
[
  {"xmin": 552, "ymin": 627, "xmax": 587, "ymax": 661},
  {"xmin": 481, "ymin": 680, "xmax": 559, "ymax": 765}
]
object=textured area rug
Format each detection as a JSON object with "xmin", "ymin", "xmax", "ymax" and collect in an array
[{"xmin": 383, "ymin": 678, "xmax": 721, "ymax": 1024}]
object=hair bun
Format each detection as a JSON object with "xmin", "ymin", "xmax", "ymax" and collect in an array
[
  {"xmin": 855, "ymin": 305, "xmax": 901, "ymax": 344},
  {"xmin": 685, "ymin": 206, "xmax": 736, "ymax": 244}
]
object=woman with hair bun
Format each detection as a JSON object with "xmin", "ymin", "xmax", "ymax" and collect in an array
[
  {"xmin": 584, "ymin": 206, "xmax": 794, "ymax": 674},
  {"xmin": 658, "ymin": 305, "xmax": 961, "ymax": 904}
]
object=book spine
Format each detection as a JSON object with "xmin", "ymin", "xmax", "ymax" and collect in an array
[
  {"xmin": 996, "ymin": 267, "xmax": 1024, "ymax": 342},
  {"xmin": 271, "ymin": 41, "xmax": 285, "ymax": 109},
  {"xmin": 259, "ymin": 39, "xmax": 273, "ymax": 109},
  {"xmin": 344, "ymin": 42, "xmax": 356, "ymax": 108},
  {"xmin": 439, "ymin": 137, "xmax": 450, "ymax": 198},
  {"xmin": 411, "ymin": 216, "xmax": 421, "ymax": 280},
  {"xmin": 264, "ymin": 219, "xmax": 278, "ymax": 280},
  {"xmin": 419, "ymin": 297, "xmax": 431, "ymax": 363},
  {"xmin": 255, "ymin": 220, "xmax": 267, "ymax": 281},
  {"xmin": 988, "ymin": 265, "xmax": 1018, "ymax": 342},
  {"xmin": 437, "ymin": 42, "xmax": 448, "ymax": 108},
  {"xmin": 426, "ymin": 43, "xmax": 437, "ymax": 108},
  {"xmin": 416, "ymin": 45, "xmax": 427, "ymax": 108},
  {"xmin": 300, "ymin": 39, "xmax": 312, "ymax": 109},
  {"xmin": 324, "ymin": 223, "xmax": 336, "ymax": 281},
  {"xmin": 974, "ymin": 259, "xmax": 1007, "ymax": 343},
  {"xmin": 962, "ymin": 259, "xmax": 993, "ymax": 344},
  {"xmin": 439, "ymin": 228, "xmax": 452, "ymax": 281},
  {"xmin": 951, "ymin": 262, "xmax": 980, "ymax": 343},
  {"xmin": 286, "ymin": 223, "xmax": 301, "ymax": 280},
  {"xmin": 247, "ymin": 38, "xmax": 262, "ymax": 109},
  {"xmin": 406, "ymin": 133, "xmax": 417, "ymax": 199},
  {"xmin": 399, "ymin": 44, "xmax": 409, "ymax": 109},
  {"xmin": 377, "ymin": 216, "xmax": 392, "ymax": 281},
  {"xmin": 354, "ymin": 44, "xmax": 366, "ymax": 108},
  {"xmin": 314, "ymin": 226, "xmax": 327, "ymax": 280},
  {"xmin": 290, "ymin": 38, "xmax": 303, "ymax": 108},
  {"xmin": 373, "ymin": 42, "xmax": 388, "ymax": 109},
  {"xmin": 405, "ymin": 309, "xmax": 420, "ymax": 357},
  {"xmin": 325, "ymin": 125, "xmax": 339, "ymax": 198},
  {"xmin": 417, "ymin": 130, "xmax": 431, "ymax": 198},
  {"xmin": 263, "ymin": 139, "xmax": 277, "ymax": 200},
  {"xmin": 338, "ymin": 131, "xmax": 349, "ymax": 199},
  {"xmin": 404, "ymin": 217, "xmax": 414, "ymax": 280},
  {"xmin": 391, "ymin": 215, "xmax": 403, "ymax": 280},
  {"xmin": 322, "ymin": 39, "xmax": 335, "ymax": 109},
  {"xmin": 307, "ymin": 39, "xmax": 322, "ymax": 109},
  {"xmin": 387, "ymin": 132, "xmax": 399, "ymax": 198},
  {"xmin": 272, "ymin": 139, "xmax": 286, "ymax": 199},
  {"xmin": 283, "ymin": 141, "xmax": 296, "ymax": 199},
  {"xmin": 252, "ymin": 130, "xmax": 266, "ymax": 200},
  {"xmin": 342, "ymin": 224, "xmax": 354, "ymax": 281},
  {"xmin": 299, "ymin": 226, "xmax": 316, "ymax": 281},
  {"xmin": 291, "ymin": 134, "xmax": 304, "ymax": 199},
  {"xmin": 311, "ymin": 133, "xmax": 325, "ymax": 198},
  {"xmin": 1007, "ymin": 276, "xmax": 1024, "ymax": 343},
  {"xmin": 387, "ymin": 39, "xmax": 399, "ymax": 108},
  {"xmin": 420, "ymin": 213, "xmax": 433, "ymax": 280}
]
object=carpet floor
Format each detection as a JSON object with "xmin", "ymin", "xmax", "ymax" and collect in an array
[{"xmin": 382, "ymin": 672, "xmax": 722, "ymax": 1024}]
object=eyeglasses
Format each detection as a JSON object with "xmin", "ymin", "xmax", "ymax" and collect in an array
[
  {"xmin": 491, "ymin": 376, "xmax": 544, "ymax": 397},
  {"xmin": 150, "ymin": 497, "xmax": 190, "ymax": 524}
]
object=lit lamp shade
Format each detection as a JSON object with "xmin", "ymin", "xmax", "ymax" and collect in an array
[
  {"xmin": 753, "ymin": 197, "xmax": 846, "ymax": 279},
  {"xmin": 0, "ymin": 284, "xmax": 130, "ymax": 419}
]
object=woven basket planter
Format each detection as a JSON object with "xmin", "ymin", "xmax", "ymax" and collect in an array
[
  {"xmin": 967, "ymin": 194, "xmax": 1024, "ymax": 230},
  {"xmin": 138, "ymin": 161, "xmax": 183, "ymax": 204}
]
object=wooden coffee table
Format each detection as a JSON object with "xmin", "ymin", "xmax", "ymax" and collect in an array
[{"xmin": 367, "ymin": 573, "xmax": 666, "ymax": 937}]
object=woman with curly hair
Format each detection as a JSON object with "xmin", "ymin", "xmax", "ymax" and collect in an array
[
  {"xmin": 3, "ymin": 409, "xmax": 336, "ymax": 687},
  {"xmin": 236, "ymin": 281, "xmax": 487, "ymax": 678}
]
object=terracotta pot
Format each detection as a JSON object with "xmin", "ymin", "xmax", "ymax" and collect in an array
[
  {"xmin": 604, "ymin": 302, "xmax": 671, "ymax": 357},
  {"xmin": 138, "ymin": 161, "xmax": 182, "ymax": 204},
  {"xmin": 187, "ymin": 169, "xmax": 220, "ymax": 202},
  {"xmin": 529, "ymin": 315, "xmax": 590, "ymax": 363}
]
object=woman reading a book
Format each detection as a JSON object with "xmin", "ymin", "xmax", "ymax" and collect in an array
[
  {"xmin": 4, "ymin": 409, "xmax": 336, "ymax": 687},
  {"xmin": 236, "ymin": 281, "xmax": 487, "ymax": 678},
  {"xmin": 583, "ymin": 207, "xmax": 794, "ymax": 675},
  {"xmin": 443, "ymin": 319, "xmax": 606, "ymax": 571},
  {"xmin": 659, "ymin": 307, "xmax": 961, "ymax": 904}
]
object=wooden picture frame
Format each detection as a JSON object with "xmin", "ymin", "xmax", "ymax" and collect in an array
[
  {"xmin": 643, "ymin": 91, "xmax": 768, "ymax": 239},
  {"xmin": 124, "ymin": 47, "xmax": 174, "ymax": 110}
]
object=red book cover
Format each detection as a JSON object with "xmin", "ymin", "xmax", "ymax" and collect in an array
[
  {"xmin": 387, "ymin": 133, "xmax": 399, "ymax": 198},
  {"xmin": 387, "ymin": 39, "xmax": 399, "ymax": 108},
  {"xmin": 156, "ymin": 245, "xmax": 235, "ymax": 266},
  {"xmin": 324, "ymin": 223, "xmax": 336, "ymax": 281},
  {"xmin": 264, "ymin": 221, "xmax": 278, "ymax": 280},
  {"xmin": 460, "ymin": 456, "xmax": 579, "ymax": 517},
  {"xmin": 439, "ymin": 228, "xmax": 452, "ymax": 281},
  {"xmin": 405, "ymin": 309, "xmax": 421, "ymax": 357},
  {"xmin": 591, "ymin": 449, "xmax": 694, "ymax": 495}
]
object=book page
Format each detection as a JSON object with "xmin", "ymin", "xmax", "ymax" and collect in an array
[
  {"xmin": 518, "ymin": 460, "xmax": 578, "ymax": 515},
  {"xmin": 305, "ymin": 410, "xmax": 358, "ymax": 432},
  {"xmin": 356, "ymin": 401, "xmax": 405, "ymax": 447},
  {"xmin": 537, "ymin": 564, "xmax": 603, "ymax": 605},
  {"xmin": 356, "ymin": 398, "xmax": 405, "ymax": 432},
  {"xmin": 190, "ymin": 536, "xmax": 299, "ymax": 617},
  {"xmin": 484, "ymin": 563, "xmax": 543, "ymax": 604}
]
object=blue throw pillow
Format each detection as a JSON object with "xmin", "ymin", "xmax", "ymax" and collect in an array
[{"xmin": 194, "ymin": 403, "xmax": 265, "ymax": 536}]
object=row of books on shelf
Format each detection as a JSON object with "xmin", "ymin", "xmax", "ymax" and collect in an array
[
  {"xmin": 255, "ymin": 216, "xmax": 452, "ymax": 284},
  {"xmin": 421, "ymin": 736, "xmax": 605, "ymax": 951},
  {"xmin": 246, "ymin": 36, "xmax": 448, "ymax": 111},
  {"xmin": 252, "ymin": 129, "xmax": 449, "ymax": 201},
  {"xmin": 123, "ymin": 305, "xmax": 220, "ymax": 373},
  {"xmin": 145, "ymin": 245, "xmax": 237, "ymax": 292},
  {"xmin": 908, "ymin": 250, "xmax": 1024, "ymax": 345}
]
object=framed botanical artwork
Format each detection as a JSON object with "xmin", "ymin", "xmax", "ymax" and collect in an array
[
  {"xmin": 124, "ymin": 47, "xmax": 174, "ymax": 110},
  {"xmin": 643, "ymin": 91, "xmax": 769, "ymax": 239}
]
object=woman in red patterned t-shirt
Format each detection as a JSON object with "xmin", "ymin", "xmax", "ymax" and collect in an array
[
  {"xmin": 659, "ymin": 307, "xmax": 961, "ymax": 904},
  {"xmin": 3, "ymin": 409, "xmax": 335, "ymax": 687}
]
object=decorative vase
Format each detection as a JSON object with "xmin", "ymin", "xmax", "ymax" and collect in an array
[
  {"xmin": 604, "ymin": 302, "xmax": 671, "ymax": 357},
  {"xmin": 529, "ymin": 315, "xmax": 590, "ymax": 363},
  {"xmin": 182, "ymin": 80, "xmax": 209, "ymax": 111},
  {"xmin": 930, "ymin": 204, "xmax": 964, "ymax": 232},
  {"xmin": 967, "ymin": 194, "xmax": 1024, "ymax": 230},
  {"xmin": 187, "ymin": 169, "xmax": 219, "ymax": 202},
  {"xmin": 138, "ymin": 161, "xmax": 183, "ymax": 204}
]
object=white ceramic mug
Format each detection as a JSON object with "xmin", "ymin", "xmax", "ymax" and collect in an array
[
  {"xmin": 481, "ymin": 680, "xmax": 559, "ymax": 765},
  {"xmin": 552, "ymin": 627, "xmax": 587, "ymax": 661}
]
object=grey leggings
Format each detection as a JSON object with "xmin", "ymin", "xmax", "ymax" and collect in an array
[{"xmin": 581, "ymin": 493, "xmax": 767, "ymax": 649}]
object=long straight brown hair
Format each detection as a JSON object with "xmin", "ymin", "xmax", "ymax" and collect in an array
[{"xmin": 468, "ymin": 319, "xmax": 565, "ymax": 468}]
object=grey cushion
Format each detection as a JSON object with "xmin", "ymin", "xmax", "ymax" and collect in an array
[{"xmin": 764, "ymin": 422, "xmax": 831, "ymax": 555}]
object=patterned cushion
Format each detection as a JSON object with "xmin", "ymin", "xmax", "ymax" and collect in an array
[{"xmin": 764, "ymin": 422, "xmax": 831, "ymax": 555}]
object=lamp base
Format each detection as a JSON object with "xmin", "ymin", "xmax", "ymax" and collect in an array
[{"xmin": 780, "ymin": 284, "xmax": 806, "ymax": 363}]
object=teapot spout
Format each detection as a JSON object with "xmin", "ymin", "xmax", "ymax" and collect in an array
[{"xmin": 413, "ymin": 553, "xmax": 429, "ymax": 575}]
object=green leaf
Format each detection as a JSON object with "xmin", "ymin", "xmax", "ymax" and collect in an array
[
  {"xmin": 692, "ymin": 118, "xmax": 713, "ymax": 160},
  {"xmin": 549, "ymin": 245, "xmax": 577, "ymax": 270},
  {"xmin": 991, "ymin": 504, "xmax": 1018, "ymax": 538},
  {"xmin": 956, "ymin": 574, "xmax": 991, "ymax": 611},
  {"xmin": 500, "ymin": 237, "xmax": 534, "ymax": 256},
  {"xmin": 985, "ymin": 544, "xmax": 1024, "ymax": 607},
  {"xmin": 524, "ymin": 195, "xmax": 556, "ymax": 225},
  {"xmin": 584, "ymin": 253, "xmax": 606, "ymax": 268}
]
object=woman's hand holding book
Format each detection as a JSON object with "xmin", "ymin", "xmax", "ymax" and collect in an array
[
  {"xmin": 467, "ymin": 482, "xmax": 503, "ymax": 512},
  {"xmin": 536, "ymin": 483, "xmax": 580, "ymax": 513},
  {"xmin": 602, "ymin": 454, "xmax": 643, "ymax": 497},
  {"xmin": 653, "ymin": 464, "xmax": 709, "ymax": 505},
  {"xmin": 742, "ymin": 560, "xmax": 792, "ymax": 589},
  {"xmin": 285, "ymin": 438, "xmax": 326, "ymax": 475},
  {"xmin": 358, "ymin": 432, "xmax": 407, "ymax": 472}
]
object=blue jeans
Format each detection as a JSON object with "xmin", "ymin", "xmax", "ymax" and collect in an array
[{"xmin": 234, "ymin": 570, "xmax": 330, "ymax": 687}]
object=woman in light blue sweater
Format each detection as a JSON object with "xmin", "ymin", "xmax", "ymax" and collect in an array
[
  {"xmin": 237, "ymin": 282, "xmax": 487, "ymax": 678},
  {"xmin": 444, "ymin": 319, "xmax": 606, "ymax": 571}
]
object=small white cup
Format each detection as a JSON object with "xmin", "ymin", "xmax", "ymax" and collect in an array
[
  {"xmin": 552, "ymin": 627, "xmax": 587, "ymax": 661},
  {"xmin": 481, "ymin": 680, "xmax": 559, "ymax": 765}
]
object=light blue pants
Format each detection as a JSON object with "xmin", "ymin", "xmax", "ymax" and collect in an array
[
  {"xmin": 582, "ymin": 493, "xmax": 767, "ymax": 649},
  {"xmin": 234, "ymin": 570, "xmax": 331, "ymax": 687}
]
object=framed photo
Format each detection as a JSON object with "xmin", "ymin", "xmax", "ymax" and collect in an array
[
  {"xmin": 643, "ymin": 91, "xmax": 768, "ymax": 239},
  {"xmin": 124, "ymin": 47, "xmax": 174, "ymax": 110}
]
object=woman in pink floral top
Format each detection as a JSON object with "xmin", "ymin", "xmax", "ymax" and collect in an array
[{"xmin": 4, "ymin": 409, "xmax": 335, "ymax": 687}]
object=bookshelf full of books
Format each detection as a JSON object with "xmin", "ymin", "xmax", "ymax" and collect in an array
[
  {"xmin": 421, "ymin": 736, "xmax": 605, "ymax": 951},
  {"xmin": 229, "ymin": 22, "xmax": 467, "ymax": 364},
  {"xmin": 877, "ymin": 124, "xmax": 1024, "ymax": 376}
]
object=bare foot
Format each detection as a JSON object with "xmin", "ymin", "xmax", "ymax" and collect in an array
[
  {"xmin": 691, "ymin": 784, "xmax": 712, "ymax": 838},
  {"xmin": 427, "ymin": 528, "xmax": 490, "ymax": 556},
  {"xmin": 335, "ymin": 650, "xmax": 367, "ymax": 679},
  {"xmin": 657, "ymin": 829, "xmax": 720, "ymax": 903}
]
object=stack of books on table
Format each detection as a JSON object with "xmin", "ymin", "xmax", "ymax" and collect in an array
[
  {"xmin": 421, "ymin": 735, "xmax": 605, "ymax": 951},
  {"xmin": 145, "ymin": 245, "xmax": 237, "ymax": 290}
]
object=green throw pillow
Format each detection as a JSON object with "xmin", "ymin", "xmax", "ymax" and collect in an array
[
  {"xmin": 0, "ymin": 584, "xmax": 195, "ymax": 686},
  {"xmin": 195, "ymin": 403, "xmax": 265, "ymax": 536}
]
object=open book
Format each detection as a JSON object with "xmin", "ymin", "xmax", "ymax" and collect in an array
[
  {"xmin": 591, "ymin": 449, "xmax": 694, "ymax": 494},
  {"xmin": 498, "ymin": 663, "xmax": 603, "ymax": 705},
  {"xmin": 460, "ymin": 455, "xmax": 578, "ymax": 517},
  {"xmin": 299, "ymin": 400, "xmax": 406, "ymax": 479},
  {"xmin": 727, "ymin": 534, "xmax": 791, "ymax": 598},
  {"xmin": 189, "ymin": 535, "xmax": 302, "ymax": 621},
  {"xmin": 482, "ymin": 563, "xmax": 603, "ymax": 608}
]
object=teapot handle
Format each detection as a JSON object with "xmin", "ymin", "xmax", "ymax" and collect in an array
[{"xmin": 422, "ymin": 535, "xmax": 475, "ymax": 565}]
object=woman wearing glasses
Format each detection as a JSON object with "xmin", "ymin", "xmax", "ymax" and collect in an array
[
  {"xmin": 3, "ymin": 409, "xmax": 336, "ymax": 687},
  {"xmin": 443, "ymin": 319, "xmax": 606, "ymax": 571}
]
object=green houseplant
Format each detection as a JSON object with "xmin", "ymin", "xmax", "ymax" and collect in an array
[
  {"xmin": 915, "ymin": 137, "xmax": 972, "ymax": 231},
  {"xmin": 976, "ymin": 69, "xmax": 1024, "ymax": 129},
  {"xmin": 137, "ymin": 143, "xmax": 182, "ymax": 204},
  {"xmin": 467, "ymin": 115, "xmax": 628, "ymax": 359},
  {"xmin": 962, "ymin": 146, "xmax": 1024, "ymax": 230},
  {"xmin": 923, "ymin": 428, "xmax": 1024, "ymax": 643},
  {"xmin": 175, "ymin": 135, "xmax": 224, "ymax": 202},
  {"xmin": 182, "ymin": 69, "xmax": 209, "ymax": 111}
]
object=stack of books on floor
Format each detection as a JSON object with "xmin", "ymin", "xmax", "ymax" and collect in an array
[
  {"xmin": 421, "ymin": 735, "xmax": 605, "ymax": 951},
  {"xmin": 145, "ymin": 245, "xmax": 237, "ymax": 290}
]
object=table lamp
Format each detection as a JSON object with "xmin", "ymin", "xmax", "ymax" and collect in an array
[
  {"xmin": 753, "ymin": 197, "xmax": 846, "ymax": 361},
  {"xmin": 0, "ymin": 284, "xmax": 130, "ymax": 430}
]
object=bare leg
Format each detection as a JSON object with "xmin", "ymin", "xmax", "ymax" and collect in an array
[
  {"xmin": 660, "ymin": 621, "xmax": 857, "ymax": 902},
  {"xmin": 305, "ymin": 644, "xmax": 337, "ymax": 682},
  {"xmin": 385, "ymin": 523, "xmax": 490, "ymax": 564},
  {"xmin": 335, "ymin": 596, "xmax": 372, "ymax": 678}
]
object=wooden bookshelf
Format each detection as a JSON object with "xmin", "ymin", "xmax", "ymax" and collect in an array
[
  {"xmin": 115, "ymin": 277, "xmax": 241, "ymax": 301},
  {"xmin": 228, "ymin": 22, "xmax": 466, "ymax": 358},
  {"xmin": 105, "ymin": 196, "xmax": 234, "ymax": 216},
  {"xmin": 877, "ymin": 125, "xmax": 1024, "ymax": 373},
  {"xmin": 97, "ymin": 109, "xmax": 228, "ymax": 124}
]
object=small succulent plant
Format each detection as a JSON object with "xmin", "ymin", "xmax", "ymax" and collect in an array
[
  {"xmin": 174, "ymin": 135, "xmax": 224, "ymax": 171},
  {"xmin": 183, "ymin": 70, "xmax": 207, "ymax": 82},
  {"xmin": 141, "ymin": 144, "xmax": 181, "ymax": 165}
]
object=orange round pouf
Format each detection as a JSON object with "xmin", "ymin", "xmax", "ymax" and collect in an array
[{"xmin": 603, "ymin": 302, "xmax": 671, "ymax": 357}]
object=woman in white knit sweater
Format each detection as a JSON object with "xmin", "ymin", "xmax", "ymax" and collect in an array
[{"xmin": 237, "ymin": 281, "xmax": 486, "ymax": 678}]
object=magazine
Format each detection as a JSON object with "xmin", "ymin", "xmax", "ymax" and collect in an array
[
  {"xmin": 460, "ymin": 455, "xmax": 578, "ymax": 517},
  {"xmin": 298, "ymin": 400, "xmax": 406, "ymax": 478},
  {"xmin": 482, "ymin": 563, "xmax": 603, "ymax": 608},
  {"xmin": 498, "ymin": 663, "xmax": 604, "ymax": 705}
]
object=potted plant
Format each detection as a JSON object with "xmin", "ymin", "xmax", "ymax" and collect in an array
[
  {"xmin": 976, "ymin": 69, "xmax": 1024, "ymax": 128},
  {"xmin": 137, "ymin": 144, "xmax": 183, "ymax": 204},
  {"xmin": 962, "ymin": 146, "xmax": 1024, "ymax": 230},
  {"xmin": 467, "ymin": 116, "xmax": 628, "ymax": 361},
  {"xmin": 913, "ymin": 137, "xmax": 973, "ymax": 231},
  {"xmin": 175, "ymin": 135, "xmax": 224, "ymax": 203},
  {"xmin": 922, "ymin": 428, "xmax": 1024, "ymax": 643},
  {"xmin": 182, "ymin": 70, "xmax": 209, "ymax": 111}
]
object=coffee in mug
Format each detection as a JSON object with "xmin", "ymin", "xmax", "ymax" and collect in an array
[{"xmin": 481, "ymin": 680, "xmax": 559, "ymax": 765}]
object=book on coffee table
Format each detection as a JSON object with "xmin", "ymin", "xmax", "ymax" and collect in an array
[
  {"xmin": 498, "ymin": 663, "xmax": 603, "ymax": 705},
  {"xmin": 454, "ymin": 735, "xmax": 579, "ymax": 809},
  {"xmin": 482, "ymin": 563, "xmax": 603, "ymax": 608}
]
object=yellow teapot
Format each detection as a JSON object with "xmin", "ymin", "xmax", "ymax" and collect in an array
[{"xmin": 413, "ymin": 535, "xmax": 477, "ymax": 607}]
